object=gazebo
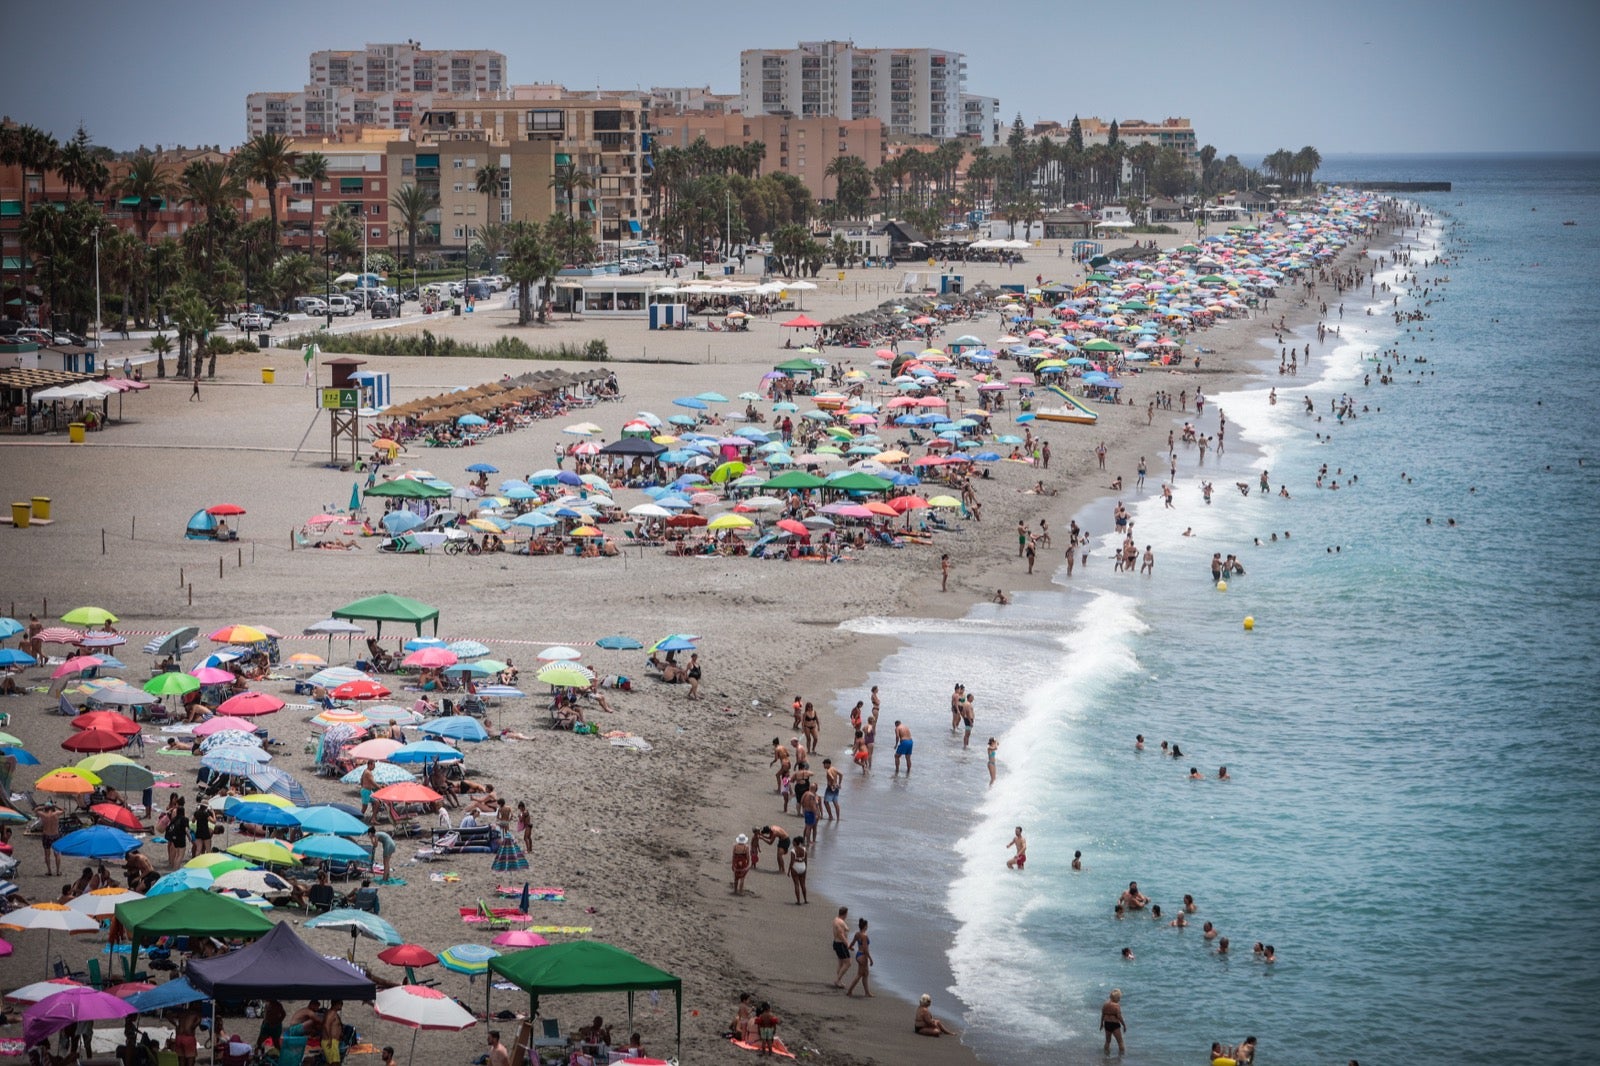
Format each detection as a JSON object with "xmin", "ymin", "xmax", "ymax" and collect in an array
[{"xmin": 487, "ymin": 942, "xmax": 681, "ymax": 1059}]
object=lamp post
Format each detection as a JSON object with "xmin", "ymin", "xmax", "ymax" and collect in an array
[{"xmin": 93, "ymin": 226, "xmax": 103, "ymax": 364}]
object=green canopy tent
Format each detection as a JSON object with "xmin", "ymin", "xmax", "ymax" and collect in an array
[
  {"xmin": 331, "ymin": 593, "xmax": 440, "ymax": 637},
  {"xmin": 773, "ymin": 358, "xmax": 824, "ymax": 377},
  {"xmin": 487, "ymin": 942, "xmax": 682, "ymax": 1060},
  {"xmin": 364, "ymin": 480, "xmax": 451, "ymax": 500},
  {"xmin": 824, "ymin": 472, "xmax": 893, "ymax": 494},
  {"xmin": 760, "ymin": 471, "xmax": 827, "ymax": 491},
  {"xmin": 114, "ymin": 890, "xmax": 274, "ymax": 978}
]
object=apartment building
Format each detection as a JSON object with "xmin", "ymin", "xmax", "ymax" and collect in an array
[
  {"xmin": 960, "ymin": 94, "xmax": 1001, "ymax": 147},
  {"xmin": 268, "ymin": 129, "xmax": 403, "ymax": 256},
  {"xmin": 1079, "ymin": 117, "xmax": 1199, "ymax": 163},
  {"xmin": 649, "ymin": 112, "xmax": 886, "ymax": 201},
  {"xmin": 385, "ymin": 135, "xmax": 558, "ymax": 254},
  {"xmin": 247, "ymin": 42, "xmax": 506, "ymax": 138},
  {"xmin": 739, "ymin": 41, "xmax": 973, "ymax": 140},
  {"xmin": 407, "ymin": 95, "xmax": 649, "ymax": 244}
]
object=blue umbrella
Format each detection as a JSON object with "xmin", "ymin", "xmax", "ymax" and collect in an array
[
  {"xmin": 306, "ymin": 908, "xmax": 403, "ymax": 947},
  {"xmin": 511, "ymin": 512, "xmax": 558, "ymax": 530},
  {"xmin": 51, "ymin": 825, "xmax": 142, "ymax": 858},
  {"xmin": 457, "ymin": 414, "xmax": 487, "ymax": 427},
  {"xmin": 340, "ymin": 763, "xmax": 415, "ymax": 785},
  {"xmin": 475, "ymin": 685, "xmax": 526, "ymax": 699},
  {"xmin": 420, "ymin": 716, "xmax": 489, "ymax": 742},
  {"xmin": 404, "ymin": 637, "xmax": 447, "ymax": 651},
  {"xmin": 667, "ymin": 414, "xmax": 698, "ymax": 426},
  {"xmin": 294, "ymin": 834, "xmax": 371, "ymax": 862},
  {"xmin": 202, "ymin": 746, "xmax": 272, "ymax": 766},
  {"xmin": 1, "ymin": 745, "xmax": 39, "ymax": 764},
  {"xmin": 246, "ymin": 766, "xmax": 310, "ymax": 805},
  {"xmin": 146, "ymin": 869, "xmax": 213, "ymax": 896},
  {"xmin": 465, "ymin": 462, "xmax": 499, "ymax": 474},
  {"xmin": 673, "ymin": 397, "xmax": 708, "ymax": 410},
  {"xmin": 0, "ymin": 617, "xmax": 24, "ymax": 639},
  {"xmin": 388, "ymin": 741, "xmax": 464, "ymax": 764},
  {"xmin": 382, "ymin": 512, "xmax": 423, "ymax": 534},
  {"xmin": 503, "ymin": 484, "xmax": 540, "ymax": 501},
  {"xmin": 447, "ymin": 640, "xmax": 491, "ymax": 659},
  {"xmin": 595, "ymin": 635, "xmax": 643, "ymax": 650},
  {"xmin": 125, "ymin": 977, "xmax": 207, "ymax": 1013},
  {"xmin": 442, "ymin": 661, "xmax": 498, "ymax": 677},
  {"xmin": 555, "ymin": 471, "xmax": 584, "ymax": 487},
  {"xmin": 295, "ymin": 806, "xmax": 369, "ymax": 836},
  {"xmin": 653, "ymin": 635, "xmax": 698, "ymax": 652},
  {"xmin": 226, "ymin": 801, "xmax": 301, "ymax": 828},
  {"xmin": 973, "ymin": 451, "xmax": 1002, "ymax": 462},
  {"xmin": 201, "ymin": 756, "xmax": 268, "ymax": 778}
]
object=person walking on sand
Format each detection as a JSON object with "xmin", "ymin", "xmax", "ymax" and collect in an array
[
  {"xmin": 844, "ymin": 918, "xmax": 873, "ymax": 997},
  {"xmin": 893, "ymin": 720, "xmax": 913, "ymax": 775},
  {"xmin": 940, "ymin": 552, "xmax": 950, "ymax": 592},
  {"xmin": 831, "ymin": 907, "xmax": 852, "ymax": 986},
  {"xmin": 189, "ymin": 375, "xmax": 201, "ymax": 401},
  {"xmin": 1100, "ymin": 989, "xmax": 1126, "ymax": 1054},
  {"xmin": 1006, "ymin": 826, "xmax": 1027, "ymax": 870},
  {"xmin": 731, "ymin": 834, "xmax": 751, "ymax": 896}
]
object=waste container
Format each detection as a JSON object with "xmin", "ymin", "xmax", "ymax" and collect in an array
[
  {"xmin": 31, "ymin": 497, "xmax": 50, "ymax": 520},
  {"xmin": 258, "ymin": 333, "xmax": 271, "ymax": 348},
  {"xmin": 69, "ymin": 422, "xmax": 86, "ymax": 443},
  {"xmin": 453, "ymin": 304, "xmax": 461, "ymax": 316},
  {"xmin": 261, "ymin": 368, "xmax": 275, "ymax": 384},
  {"xmin": 10, "ymin": 503, "xmax": 29, "ymax": 528}
]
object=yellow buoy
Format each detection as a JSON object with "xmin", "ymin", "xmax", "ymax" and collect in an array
[
  {"xmin": 1243, "ymin": 616, "xmax": 1255, "ymax": 630},
  {"xmin": 1216, "ymin": 580, "xmax": 1228, "ymax": 592}
]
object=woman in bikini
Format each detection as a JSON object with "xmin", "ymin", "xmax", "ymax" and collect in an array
[
  {"xmin": 1100, "ymin": 989, "xmax": 1126, "ymax": 1053},
  {"xmin": 788, "ymin": 839, "xmax": 808, "ymax": 905},
  {"xmin": 844, "ymin": 918, "xmax": 873, "ymax": 997},
  {"xmin": 801, "ymin": 703, "xmax": 820, "ymax": 754}
]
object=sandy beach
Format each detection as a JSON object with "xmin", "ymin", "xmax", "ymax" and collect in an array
[{"xmin": 0, "ymin": 222, "xmax": 1367, "ymax": 1064}]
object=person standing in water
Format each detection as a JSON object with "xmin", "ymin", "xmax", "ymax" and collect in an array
[{"xmin": 1006, "ymin": 826, "xmax": 1027, "ymax": 870}]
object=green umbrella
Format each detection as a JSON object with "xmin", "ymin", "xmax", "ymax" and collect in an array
[
  {"xmin": 115, "ymin": 888, "xmax": 274, "ymax": 949},
  {"xmin": 61, "ymin": 607, "xmax": 119, "ymax": 627},
  {"xmin": 365, "ymin": 480, "xmax": 450, "ymax": 500},
  {"xmin": 535, "ymin": 663, "xmax": 593, "ymax": 689},
  {"xmin": 144, "ymin": 672, "xmax": 200, "ymax": 697},
  {"xmin": 761, "ymin": 471, "xmax": 827, "ymax": 491}
]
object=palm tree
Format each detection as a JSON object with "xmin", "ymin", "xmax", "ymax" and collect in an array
[
  {"xmin": 504, "ymin": 219, "xmax": 559, "ymax": 325},
  {"xmin": 232, "ymin": 132, "xmax": 296, "ymax": 250},
  {"xmin": 1294, "ymin": 146, "xmax": 1322, "ymax": 191},
  {"xmin": 165, "ymin": 285, "xmax": 215, "ymax": 379},
  {"xmin": 323, "ymin": 204, "xmax": 360, "ymax": 268},
  {"xmin": 1, "ymin": 125, "xmax": 60, "ymax": 323},
  {"xmin": 295, "ymin": 152, "xmax": 329, "ymax": 260},
  {"xmin": 549, "ymin": 164, "xmax": 593, "ymax": 223},
  {"xmin": 146, "ymin": 333, "xmax": 172, "ymax": 380},
  {"xmin": 57, "ymin": 125, "xmax": 98, "ymax": 201},
  {"xmin": 474, "ymin": 221, "xmax": 509, "ymax": 267},
  {"xmin": 473, "ymin": 163, "xmax": 505, "ymax": 271},
  {"xmin": 388, "ymin": 183, "xmax": 439, "ymax": 271},
  {"xmin": 180, "ymin": 159, "xmax": 243, "ymax": 274},
  {"xmin": 117, "ymin": 153, "xmax": 177, "ymax": 244}
]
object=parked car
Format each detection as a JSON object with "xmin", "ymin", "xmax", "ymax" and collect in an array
[
  {"xmin": 667, "ymin": 254, "xmax": 687, "ymax": 268},
  {"xmin": 236, "ymin": 313, "xmax": 270, "ymax": 332},
  {"xmin": 370, "ymin": 298, "xmax": 398, "ymax": 319}
]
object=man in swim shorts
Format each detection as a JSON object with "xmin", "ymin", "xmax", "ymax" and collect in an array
[
  {"xmin": 1006, "ymin": 826, "xmax": 1027, "ymax": 869},
  {"xmin": 831, "ymin": 907, "xmax": 852, "ymax": 986},
  {"xmin": 893, "ymin": 721, "xmax": 913, "ymax": 775},
  {"xmin": 822, "ymin": 759, "xmax": 841, "ymax": 822}
]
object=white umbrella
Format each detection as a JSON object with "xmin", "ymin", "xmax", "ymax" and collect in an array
[
  {"xmin": 737, "ymin": 496, "xmax": 785, "ymax": 511},
  {"xmin": 0, "ymin": 903, "xmax": 100, "ymax": 977},
  {"xmin": 373, "ymin": 984, "xmax": 477, "ymax": 1066},
  {"xmin": 536, "ymin": 646, "xmax": 583, "ymax": 662},
  {"xmin": 626, "ymin": 503, "xmax": 672, "ymax": 519},
  {"xmin": 66, "ymin": 888, "xmax": 143, "ymax": 919},
  {"xmin": 211, "ymin": 869, "xmax": 292, "ymax": 895}
]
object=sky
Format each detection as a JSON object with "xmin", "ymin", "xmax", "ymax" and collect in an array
[{"xmin": 3, "ymin": 0, "xmax": 1597, "ymax": 157}]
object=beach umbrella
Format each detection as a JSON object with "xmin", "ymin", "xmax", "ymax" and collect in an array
[
  {"xmin": 312, "ymin": 708, "xmax": 371, "ymax": 728},
  {"xmin": 447, "ymin": 640, "xmax": 491, "ymax": 659},
  {"xmin": 210, "ymin": 869, "xmax": 291, "ymax": 895},
  {"xmin": 66, "ymin": 887, "xmax": 144, "ymax": 919},
  {"xmin": 60, "ymin": 608, "xmax": 118, "ymax": 628},
  {"xmin": 23, "ymin": 986, "xmax": 135, "ymax": 1048},
  {"xmin": 0, "ymin": 904, "xmax": 100, "ymax": 976},
  {"xmin": 193, "ymin": 716, "xmax": 259, "ymax": 738},
  {"xmin": 246, "ymin": 766, "xmax": 311, "ymax": 805},
  {"xmin": 4, "ymin": 979, "xmax": 84, "ymax": 1004},
  {"xmin": 35, "ymin": 768, "xmax": 98, "ymax": 794},
  {"xmin": 122, "ymin": 978, "xmax": 206, "ymax": 1014},
  {"xmin": 88, "ymin": 802, "xmax": 145, "ymax": 831},
  {"xmin": 199, "ymin": 730, "xmax": 264, "ymax": 753},
  {"xmin": 341, "ymin": 763, "xmax": 416, "ymax": 786},
  {"xmin": 228, "ymin": 801, "xmax": 301, "ymax": 828},
  {"xmin": 1, "ymin": 745, "xmax": 39, "ymax": 764},
  {"xmin": 295, "ymin": 805, "xmax": 370, "ymax": 836},
  {"xmin": 145, "ymin": 868, "xmax": 215, "ymax": 895},
  {"xmin": 307, "ymin": 908, "xmax": 403, "ymax": 955},
  {"xmin": 651, "ymin": 635, "xmax": 698, "ymax": 653},
  {"xmin": 52, "ymin": 655, "xmax": 105, "ymax": 679},
  {"xmin": 333, "ymin": 680, "xmax": 391, "ymax": 701},
  {"xmin": 70, "ymin": 711, "xmax": 139, "ymax": 735},
  {"xmin": 209, "ymin": 625, "xmax": 268, "ymax": 645},
  {"xmin": 216, "ymin": 692, "xmax": 285, "ymax": 718},
  {"xmin": 420, "ymin": 716, "xmax": 489, "ymax": 742},
  {"xmin": 491, "ymin": 930, "xmax": 550, "ymax": 949},
  {"xmin": 535, "ymin": 662, "xmax": 593, "ymax": 689},
  {"xmin": 37, "ymin": 627, "xmax": 85, "ymax": 646},
  {"xmin": 438, "ymin": 943, "xmax": 499, "ymax": 976},
  {"xmin": 378, "ymin": 943, "xmax": 439, "ymax": 971},
  {"xmin": 388, "ymin": 741, "xmax": 464, "ymax": 764},
  {"xmin": 188, "ymin": 666, "xmax": 234, "ymax": 685},
  {"xmin": 143, "ymin": 672, "xmax": 200, "ymax": 697},
  {"xmin": 52, "ymin": 825, "xmax": 143, "ymax": 858},
  {"xmin": 374, "ymin": 984, "xmax": 477, "ymax": 1065},
  {"xmin": 372, "ymin": 782, "xmax": 441, "ymax": 804},
  {"xmin": 0, "ymin": 648, "xmax": 36, "ymax": 667},
  {"xmin": 403, "ymin": 647, "xmax": 458, "ymax": 669},
  {"xmin": 294, "ymin": 834, "xmax": 371, "ymax": 862},
  {"xmin": 595, "ymin": 635, "xmax": 643, "ymax": 650},
  {"xmin": 202, "ymin": 750, "xmax": 273, "ymax": 777},
  {"xmin": 0, "ymin": 617, "xmax": 24, "ymax": 639},
  {"xmin": 62, "ymin": 728, "xmax": 129, "ymax": 753},
  {"xmin": 346, "ymin": 738, "xmax": 403, "ymax": 761},
  {"xmin": 363, "ymin": 705, "xmax": 420, "ymax": 724},
  {"xmin": 224, "ymin": 840, "xmax": 302, "ymax": 867},
  {"xmin": 383, "ymin": 512, "xmax": 424, "ymax": 534}
]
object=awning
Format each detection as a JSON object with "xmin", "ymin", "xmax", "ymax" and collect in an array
[
  {"xmin": 118, "ymin": 195, "xmax": 166, "ymax": 209},
  {"xmin": 627, "ymin": 220, "xmax": 641, "ymax": 234}
]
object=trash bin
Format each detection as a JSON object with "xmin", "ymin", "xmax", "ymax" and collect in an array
[
  {"xmin": 31, "ymin": 497, "xmax": 50, "ymax": 520},
  {"xmin": 68, "ymin": 422, "xmax": 86, "ymax": 444},
  {"xmin": 453, "ymin": 304, "xmax": 461, "ymax": 316},
  {"xmin": 10, "ymin": 503, "xmax": 29, "ymax": 528},
  {"xmin": 258, "ymin": 333, "xmax": 271, "ymax": 348},
  {"xmin": 261, "ymin": 368, "xmax": 275, "ymax": 384}
]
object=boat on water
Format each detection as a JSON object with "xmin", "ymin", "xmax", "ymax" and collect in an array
[{"xmin": 1030, "ymin": 384, "xmax": 1100, "ymax": 425}]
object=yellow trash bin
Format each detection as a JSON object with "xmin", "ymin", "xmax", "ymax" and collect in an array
[
  {"xmin": 10, "ymin": 503, "xmax": 29, "ymax": 528},
  {"xmin": 261, "ymin": 368, "xmax": 276, "ymax": 384},
  {"xmin": 31, "ymin": 497, "xmax": 50, "ymax": 520},
  {"xmin": 68, "ymin": 422, "xmax": 86, "ymax": 443}
]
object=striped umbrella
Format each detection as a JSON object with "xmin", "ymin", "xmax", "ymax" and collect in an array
[
  {"xmin": 491, "ymin": 836, "xmax": 529, "ymax": 873},
  {"xmin": 438, "ymin": 943, "xmax": 500, "ymax": 976},
  {"xmin": 340, "ymin": 762, "xmax": 416, "ymax": 786}
]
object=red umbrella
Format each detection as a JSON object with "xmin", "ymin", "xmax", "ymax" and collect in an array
[
  {"xmin": 71, "ymin": 711, "xmax": 140, "ymax": 736},
  {"xmin": 776, "ymin": 519, "xmax": 808, "ymax": 536},
  {"xmin": 61, "ymin": 730, "xmax": 128, "ymax": 753},
  {"xmin": 205, "ymin": 504, "xmax": 247, "ymax": 516},
  {"xmin": 378, "ymin": 944, "xmax": 439, "ymax": 968},
  {"xmin": 36, "ymin": 628, "xmax": 85, "ymax": 645},
  {"xmin": 105, "ymin": 982, "xmax": 157, "ymax": 999},
  {"xmin": 666, "ymin": 514, "xmax": 707, "ymax": 528},
  {"xmin": 372, "ymin": 783, "xmax": 440, "ymax": 804},
  {"xmin": 89, "ymin": 804, "xmax": 145, "ymax": 832},
  {"xmin": 216, "ymin": 692, "xmax": 286, "ymax": 717},
  {"xmin": 333, "ymin": 680, "xmax": 390, "ymax": 701},
  {"xmin": 888, "ymin": 496, "xmax": 930, "ymax": 513}
]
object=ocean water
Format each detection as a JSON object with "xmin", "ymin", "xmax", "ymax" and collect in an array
[{"xmin": 814, "ymin": 154, "xmax": 1600, "ymax": 1064}]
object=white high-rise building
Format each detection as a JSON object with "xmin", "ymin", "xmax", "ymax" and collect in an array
[{"xmin": 739, "ymin": 41, "xmax": 977, "ymax": 141}]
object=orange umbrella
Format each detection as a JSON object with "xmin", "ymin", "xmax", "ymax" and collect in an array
[
  {"xmin": 35, "ymin": 769, "xmax": 99, "ymax": 794},
  {"xmin": 210, "ymin": 625, "xmax": 268, "ymax": 644},
  {"xmin": 863, "ymin": 502, "xmax": 899, "ymax": 517},
  {"xmin": 372, "ymin": 783, "xmax": 441, "ymax": 804}
]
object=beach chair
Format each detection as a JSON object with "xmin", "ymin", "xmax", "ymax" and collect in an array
[
  {"xmin": 308, "ymin": 884, "xmax": 337, "ymax": 913},
  {"xmin": 531, "ymin": 1018, "xmax": 567, "ymax": 1049},
  {"xmin": 477, "ymin": 900, "xmax": 511, "ymax": 931},
  {"xmin": 86, "ymin": 958, "xmax": 105, "ymax": 989},
  {"xmin": 52, "ymin": 957, "xmax": 86, "ymax": 982}
]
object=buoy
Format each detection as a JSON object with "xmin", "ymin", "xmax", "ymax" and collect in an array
[
  {"xmin": 1216, "ymin": 580, "xmax": 1228, "ymax": 592},
  {"xmin": 1243, "ymin": 616, "xmax": 1254, "ymax": 630}
]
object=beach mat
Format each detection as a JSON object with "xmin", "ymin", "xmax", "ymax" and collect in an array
[
  {"xmin": 495, "ymin": 885, "xmax": 566, "ymax": 901},
  {"xmin": 730, "ymin": 1037, "xmax": 795, "ymax": 1058}
]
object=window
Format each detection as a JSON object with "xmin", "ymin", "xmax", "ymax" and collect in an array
[
  {"xmin": 453, "ymin": 182, "xmax": 465, "ymax": 193},
  {"xmin": 452, "ymin": 226, "xmax": 464, "ymax": 239},
  {"xmin": 370, "ymin": 227, "xmax": 383, "ymax": 239},
  {"xmin": 453, "ymin": 205, "xmax": 464, "ymax": 215},
  {"xmin": 529, "ymin": 109, "xmax": 563, "ymax": 132},
  {"xmin": 452, "ymin": 158, "xmax": 463, "ymax": 169}
]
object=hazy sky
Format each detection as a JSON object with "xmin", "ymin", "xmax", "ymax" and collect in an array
[{"xmin": 4, "ymin": 0, "xmax": 1596, "ymax": 156}]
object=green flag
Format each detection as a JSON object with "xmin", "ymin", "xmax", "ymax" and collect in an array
[{"xmin": 303, "ymin": 342, "xmax": 318, "ymax": 366}]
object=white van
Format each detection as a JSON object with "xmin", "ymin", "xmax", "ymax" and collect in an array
[{"xmin": 326, "ymin": 295, "xmax": 355, "ymax": 317}]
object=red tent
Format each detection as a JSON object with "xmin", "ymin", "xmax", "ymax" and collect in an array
[{"xmin": 781, "ymin": 315, "xmax": 821, "ymax": 329}]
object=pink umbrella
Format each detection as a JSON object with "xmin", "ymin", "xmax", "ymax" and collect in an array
[
  {"xmin": 0, "ymin": 938, "xmax": 11, "ymax": 958},
  {"xmin": 194, "ymin": 716, "xmax": 260, "ymax": 737},
  {"xmin": 372, "ymin": 985, "xmax": 476, "ymax": 1066},
  {"xmin": 52, "ymin": 656, "xmax": 105, "ymax": 679},
  {"xmin": 23, "ymin": 986, "xmax": 135, "ymax": 1048},
  {"xmin": 189, "ymin": 666, "xmax": 235, "ymax": 685},
  {"xmin": 490, "ymin": 930, "xmax": 550, "ymax": 948},
  {"xmin": 216, "ymin": 692, "xmax": 285, "ymax": 717},
  {"xmin": 36, "ymin": 628, "xmax": 85, "ymax": 645},
  {"xmin": 402, "ymin": 648, "xmax": 457, "ymax": 669}
]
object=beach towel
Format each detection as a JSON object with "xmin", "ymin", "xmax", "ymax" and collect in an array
[
  {"xmin": 0, "ymin": 1037, "xmax": 25, "ymax": 1057},
  {"xmin": 491, "ymin": 836, "xmax": 529, "ymax": 872},
  {"xmin": 525, "ymin": 926, "xmax": 593, "ymax": 935},
  {"xmin": 730, "ymin": 1037, "xmax": 795, "ymax": 1058},
  {"xmin": 495, "ymin": 886, "xmax": 565, "ymax": 901},
  {"xmin": 459, "ymin": 906, "xmax": 531, "ymax": 923}
]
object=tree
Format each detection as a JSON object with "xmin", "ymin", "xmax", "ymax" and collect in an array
[
  {"xmin": 546, "ymin": 211, "xmax": 597, "ymax": 267},
  {"xmin": 181, "ymin": 159, "xmax": 244, "ymax": 278},
  {"xmin": 474, "ymin": 163, "xmax": 505, "ymax": 264},
  {"xmin": 1107, "ymin": 120, "xmax": 1120, "ymax": 148},
  {"xmin": 58, "ymin": 125, "xmax": 109, "ymax": 201},
  {"xmin": 829, "ymin": 234, "xmax": 852, "ymax": 268},
  {"xmin": 771, "ymin": 223, "xmax": 811, "ymax": 277},
  {"xmin": 389, "ymin": 183, "xmax": 439, "ymax": 269},
  {"xmin": 323, "ymin": 204, "xmax": 360, "ymax": 267},
  {"xmin": 164, "ymin": 285, "xmax": 215, "ymax": 379},
  {"xmin": 1294, "ymin": 146, "xmax": 1322, "ymax": 190},
  {"xmin": 1067, "ymin": 116, "xmax": 1084, "ymax": 154},
  {"xmin": 474, "ymin": 221, "xmax": 509, "ymax": 269},
  {"xmin": 549, "ymin": 164, "xmax": 593, "ymax": 223},
  {"xmin": 0, "ymin": 124, "xmax": 60, "ymax": 322},
  {"xmin": 825, "ymin": 155, "xmax": 872, "ymax": 220},
  {"xmin": 232, "ymin": 133, "xmax": 296, "ymax": 250},
  {"xmin": 146, "ymin": 333, "xmax": 172, "ymax": 380},
  {"xmin": 504, "ymin": 219, "xmax": 559, "ymax": 325},
  {"xmin": 117, "ymin": 153, "xmax": 177, "ymax": 245},
  {"xmin": 295, "ymin": 152, "xmax": 329, "ymax": 262}
]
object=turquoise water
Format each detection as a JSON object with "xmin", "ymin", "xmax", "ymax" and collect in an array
[{"xmin": 815, "ymin": 154, "xmax": 1600, "ymax": 1064}]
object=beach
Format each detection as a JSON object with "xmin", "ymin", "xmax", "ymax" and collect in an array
[{"xmin": 0, "ymin": 210, "xmax": 1388, "ymax": 1064}]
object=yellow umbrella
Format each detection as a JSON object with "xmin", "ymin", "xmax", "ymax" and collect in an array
[
  {"xmin": 225, "ymin": 840, "xmax": 302, "ymax": 866},
  {"xmin": 466, "ymin": 519, "xmax": 502, "ymax": 533},
  {"xmin": 875, "ymin": 450, "xmax": 910, "ymax": 463},
  {"xmin": 926, "ymin": 495, "xmax": 963, "ymax": 508},
  {"xmin": 36, "ymin": 768, "xmax": 99, "ymax": 794},
  {"xmin": 187, "ymin": 852, "xmax": 249, "ymax": 870},
  {"xmin": 237, "ymin": 793, "xmax": 296, "ymax": 809},
  {"xmin": 569, "ymin": 526, "xmax": 604, "ymax": 537},
  {"xmin": 651, "ymin": 434, "xmax": 680, "ymax": 445},
  {"xmin": 707, "ymin": 514, "xmax": 755, "ymax": 531},
  {"xmin": 288, "ymin": 653, "xmax": 326, "ymax": 667}
]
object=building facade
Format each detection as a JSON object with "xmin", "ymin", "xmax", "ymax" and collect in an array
[
  {"xmin": 649, "ymin": 112, "xmax": 887, "ymax": 201},
  {"xmin": 960, "ymin": 94, "xmax": 1001, "ymax": 147},
  {"xmin": 739, "ymin": 41, "xmax": 969, "ymax": 140},
  {"xmin": 247, "ymin": 42, "xmax": 507, "ymax": 138},
  {"xmin": 1079, "ymin": 117, "xmax": 1199, "ymax": 163},
  {"xmin": 385, "ymin": 135, "xmax": 558, "ymax": 256}
]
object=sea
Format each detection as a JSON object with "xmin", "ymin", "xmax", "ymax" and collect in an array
[{"xmin": 813, "ymin": 153, "xmax": 1600, "ymax": 1064}]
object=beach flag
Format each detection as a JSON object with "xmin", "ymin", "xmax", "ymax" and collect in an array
[
  {"xmin": 349, "ymin": 483, "xmax": 362, "ymax": 513},
  {"xmin": 302, "ymin": 342, "xmax": 318, "ymax": 385}
]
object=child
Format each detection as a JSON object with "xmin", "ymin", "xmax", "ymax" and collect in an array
[{"xmin": 754, "ymin": 1002, "xmax": 780, "ymax": 1056}]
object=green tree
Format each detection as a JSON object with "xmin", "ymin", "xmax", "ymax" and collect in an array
[
  {"xmin": 181, "ymin": 159, "xmax": 244, "ymax": 278},
  {"xmin": 825, "ymin": 155, "xmax": 872, "ymax": 219},
  {"xmin": 146, "ymin": 333, "xmax": 172, "ymax": 380},
  {"xmin": 117, "ymin": 152, "xmax": 177, "ymax": 245},
  {"xmin": 474, "ymin": 221, "xmax": 509, "ymax": 269},
  {"xmin": 165, "ymin": 285, "xmax": 216, "ymax": 379},
  {"xmin": 474, "ymin": 162, "xmax": 505, "ymax": 262},
  {"xmin": 504, "ymin": 219, "xmax": 560, "ymax": 325},
  {"xmin": 295, "ymin": 151, "xmax": 329, "ymax": 261},
  {"xmin": 389, "ymin": 183, "xmax": 440, "ymax": 269},
  {"xmin": 232, "ymin": 132, "xmax": 296, "ymax": 250},
  {"xmin": 549, "ymin": 163, "xmax": 593, "ymax": 223},
  {"xmin": 58, "ymin": 124, "xmax": 109, "ymax": 201}
]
